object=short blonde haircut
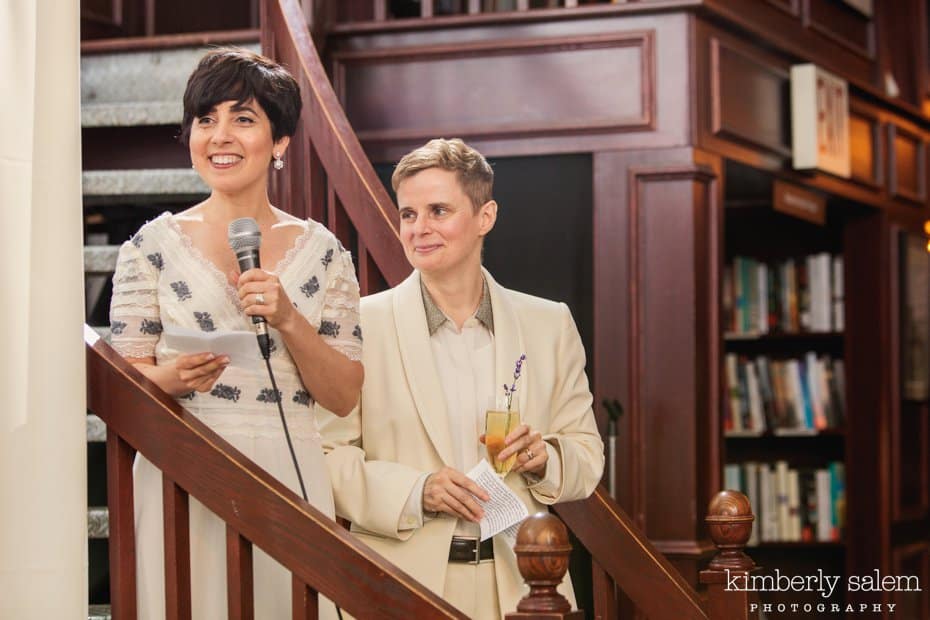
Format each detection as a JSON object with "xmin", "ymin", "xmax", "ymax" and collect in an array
[{"xmin": 391, "ymin": 138, "xmax": 494, "ymax": 211}]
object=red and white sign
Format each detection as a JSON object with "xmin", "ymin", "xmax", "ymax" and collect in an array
[{"xmin": 790, "ymin": 64, "xmax": 851, "ymax": 178}]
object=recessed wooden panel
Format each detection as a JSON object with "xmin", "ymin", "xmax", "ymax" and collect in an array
[
  {"xmin": 895, "ymin": 401, "xmax": 930, "ymax": 520},
  {"xmin": 848, "ymin": 105, "xmax": 882, "ymax": 188},
  {"xmin": 892, "ymin": 543, "xmax": 930, "ymax": 619},
  {"xmin": 889, "ymin": 125, "xmax": 927, "ymax": 205},
  {"xmin": 710, "ymin": 38, "xmax": 791, "ymax": 157},
  {"xmin": 805, "ymin": 0, "xmax": 873, "ymax": 58},
  {"xmin": 335, "ymin": 31, "xmax": 655, "ymax": 142}
]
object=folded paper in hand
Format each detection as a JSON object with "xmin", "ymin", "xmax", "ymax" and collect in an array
[
  {"xmin": 162, "ymin": 325, "xmax": 264, "ymax": 372},
  {"xmin": 466, "ymin": 459, "xmax": 529, "ymax": 541}
]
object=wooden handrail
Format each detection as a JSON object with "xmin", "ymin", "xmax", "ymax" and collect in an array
[
  {"xmin": 555, "ymin": 487, "xmax": 709, "ymax": 620},
  {"xmin": 85, "ymin": 325, "xmax": 465, "ymax": 619},
  {"xmin": 263, "ymin": 0, "xmax": 411, "ymax": 290}
]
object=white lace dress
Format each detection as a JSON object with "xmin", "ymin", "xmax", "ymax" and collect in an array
[{"xmin": 109, "ymin": 212, "xmax": 361, "ymax": 619}]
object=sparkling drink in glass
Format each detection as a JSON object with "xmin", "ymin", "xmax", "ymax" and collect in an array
[{"xmin": 485, "ymin": 409, "xmax": 520, "ymax": 475}]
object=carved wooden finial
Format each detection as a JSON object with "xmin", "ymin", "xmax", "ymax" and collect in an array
[
  {"xmin": 706, "ymin": 490, "xmax": 755, "ymax": 571},
  {"xmin": 512, "ymin": 512, "xmax": 573, "ymax": 614}
]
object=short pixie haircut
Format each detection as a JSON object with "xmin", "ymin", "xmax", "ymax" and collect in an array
[
  {"xmin": 180, "ymin": 47, "xmax": 301, "ymax": 145},
  {"xmin": 391, "ymin": 138, "xmax": 494, "ymax": 211}
]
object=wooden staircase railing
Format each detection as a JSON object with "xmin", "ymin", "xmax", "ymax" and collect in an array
[
  {"xmin": 555, "ymin": 487, "xmax": 708, "ymax": 619},
  {"xmin": 259, "ymin": 2, "xmax": 758, "ymax": 618},
  {"xmin": 262, "ymin": 0, "xmax": 410, "ymax": 296},
  {"xmin": 86, "ymin": 325, "xmax": 466, "ymax": 619}
]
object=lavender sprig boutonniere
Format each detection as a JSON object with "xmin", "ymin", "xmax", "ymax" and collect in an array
[{"xmin": 502, "ymin": 354, "xmax": 526, "ymax": 414}]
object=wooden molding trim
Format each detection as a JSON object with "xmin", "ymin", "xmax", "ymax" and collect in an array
[
  {"xmin": 709, "ymin": 36, "xmax": 791, "ymax": 158},
  {"xmin": 888, "ymin": 124, "xmax": 927, "ymax": 205},
  {"xmin": 81, "ymin": 29, "xmax": 260, "ymax": 54},
  {"xmin": 848, "ymin": 99, "xmax": 884, "ymax": 190}
]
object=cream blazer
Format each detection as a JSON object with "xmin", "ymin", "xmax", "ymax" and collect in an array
[{"xmin": 317, "ymin": 268, "xmax": 604, "ymax": 615}]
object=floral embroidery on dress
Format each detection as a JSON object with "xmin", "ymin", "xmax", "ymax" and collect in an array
[
  {"xmin": 318, "ymin": 320, "xmax": 340, "ymax": 337},
  {"xmin": 131, "ymin": 233, "xmax": 143, "ymax": 248},
  {"xmin": 147, "ymin": 252, "xmax": 164, "ymax": 271},
  {"xmin": 110, "ymin": 320, "xmax": 127, "ymax": 336},
  {"xmin": 179, "ymin": 392, "xmax": 197, "ymax": 401},
  {"xmin": 300, "ymin": 276, "xmax": 320, "ymax": 298},
  {"xmin": 194, "ymin": 312, "xmax": 216, "ymax": 332},
  {"xmin": 256, "ymin": 388, "xmax": 282, "ymax": 403},
  {"xmin": 321, "ymin": 248, "xmax": 333, "ymax": 269},
  {"xmin": 352, "ymin": 324, "xmax": 363, "ymax": 342},
  {"xmin": 293, "ymin": 390, "xmax": 312, "ymax": 407},
  {"xmin": 211, "ymin": 384, "xmax": 241, "ymax": 402},
  {"xmin": 171, "ymin": 281, "xmax": 192, "ymax": 301},
  {"xmin": 140, "ymin": 319, "xmax": 163, "ymax": 335}
]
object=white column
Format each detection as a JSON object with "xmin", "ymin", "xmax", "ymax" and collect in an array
[{"xmin": 0, "ymin": 0, "xmax": 87, "ymax": 618}]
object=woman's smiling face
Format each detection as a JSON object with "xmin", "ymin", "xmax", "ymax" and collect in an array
[
  {"xmin": 397, "ymin": 167, "xmax": 496, "ymax": 279},
  {"xmin": 189, "ymin": 98, "xmax": 289, "ymax": 197}
]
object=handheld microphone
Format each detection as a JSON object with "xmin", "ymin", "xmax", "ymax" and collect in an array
[{"xmin": 228, "ymin": 217, "xmax": 271, "ymax": 360}]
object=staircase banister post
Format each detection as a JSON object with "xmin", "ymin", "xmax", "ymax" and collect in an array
[
  {"xmin": 699, "ymin": 490, "xmax": 761, "ymax": 620},
  {"xmin": 505, "ymin": 512, "xmax": 584, "ymax": 620}
]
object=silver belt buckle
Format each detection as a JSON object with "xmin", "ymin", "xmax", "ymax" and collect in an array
[{"xmin": 472, "ymin": 539, "xmax": 481, "ymax": 564}]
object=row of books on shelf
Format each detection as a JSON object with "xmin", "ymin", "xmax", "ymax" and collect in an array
[
  {"xmin": 724, "ymin": 460, "xmax": 845, "ymax": 546},
  {"xmin": 725, "ymin": 353, "xmax": 846, "ymax": 434},
  {"xmin": 724, "ymin": 254, "xmax": 844, "ymax": 336}
]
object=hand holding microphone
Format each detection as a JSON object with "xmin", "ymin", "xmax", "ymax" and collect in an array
[{"xmin": 228, "ymin": 217, "xmax": 296, "ymax": 359}]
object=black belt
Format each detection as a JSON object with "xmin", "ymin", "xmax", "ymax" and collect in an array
[{"xmin": 448, "ymin": 537, "xmax": 494, "ymax": 563}]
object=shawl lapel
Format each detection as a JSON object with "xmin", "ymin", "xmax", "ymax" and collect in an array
[
  {"xmin": 483, "ymin": 268, "xmax": 528, "ymax": 420},
  {"xmin": 392, "ymin": 271, "xmax": 456, "ymax": 466}
]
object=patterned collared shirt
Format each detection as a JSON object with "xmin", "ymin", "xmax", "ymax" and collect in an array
[{"xmin": 420, "ymin": 277, "xmax": 494, "ymax": 335}]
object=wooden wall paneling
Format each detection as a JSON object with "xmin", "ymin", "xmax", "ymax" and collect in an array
[
  {"xmin": 705, "ymin": 31, "xmax": 791, "ymax": 164},
  {"xmin": 333, "ymin": 30, "xmax": 655, "ymax": 143},
  {"xmin": 803, "ymin": 0, "xmax": 874, "ymax": 59},
  {"xmin": 892, "ymin": 542, "xmax": 930, "ymax": 619},
  {"xmin": 894, "ymin": 401, "xmax": 930, "ymax": 521},
  {"xmin": 848, "ymin": 100, "xmax": 884, "ymax": 190},
  {"xmin": 593, "ymin": 147, "xmax": 721, "ymax": 589},
  {"xmin": 708, "ymin": 0, "xmax": 873, "ymax": 86},
  {"xmin": 327, "ymin": 12, "xmax": 691, "ymax": 162},
  {"xmin": 888, "ymin": 124, "xmax": 927, "ymax": 206},
  {"xmin": 844, "ymin": 214, "xmax": 894, "ymax": 608},
  {"xmin": 162, "ymin": 478, "xmax": 192, "ymax": 620}
]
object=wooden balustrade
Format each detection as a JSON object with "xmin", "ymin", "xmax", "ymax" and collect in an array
[
  {"xmin": 86, "ymin": 326, "xmax": 466, "ymax": 619},
  {"xmin": 331, "ymin": 0, "xmax": 587, "ymax": 23},
  {"xmin": 263, "ymin": 0, "xmax": 411, "ymax": 295}
]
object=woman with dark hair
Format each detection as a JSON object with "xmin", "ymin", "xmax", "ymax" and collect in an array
[{"xmin": 109, "ymin": 48, "xmax": 361, "ymax": 619}]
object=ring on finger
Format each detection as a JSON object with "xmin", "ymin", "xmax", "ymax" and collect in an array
[
  {"xmin": 524, "ymin": 448, "xmax": 535, "ymax": 460},
  {"xmin": 255, "ymin": 292, "xmax": 265, "ymax": 305}
]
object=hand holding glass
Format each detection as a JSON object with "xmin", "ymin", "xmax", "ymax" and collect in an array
[{"xmin": 485, "ymin": 409, "xmax": 521, "ymax": 475}]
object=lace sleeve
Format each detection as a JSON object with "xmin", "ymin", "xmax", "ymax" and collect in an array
[
  {"xmin": 317, "ymin": 247, "xmax": 362, "ymax": 362},
  {"xmin": 109, "ymin": 240, "xmax": 162, "ymax": 358}
]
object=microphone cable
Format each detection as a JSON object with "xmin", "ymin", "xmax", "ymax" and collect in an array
[
  {"xmin": 260, "ymin": 346, "xmax": 345, "ymax": 620},
  {"xmin": 260, "ymin": 350, "xmax": 308, "ymax": 501}
]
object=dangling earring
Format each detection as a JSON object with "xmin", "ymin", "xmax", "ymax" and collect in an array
[{"xmin": 273, "ymin": 152, "xmax": 284, "ymax": 170}]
